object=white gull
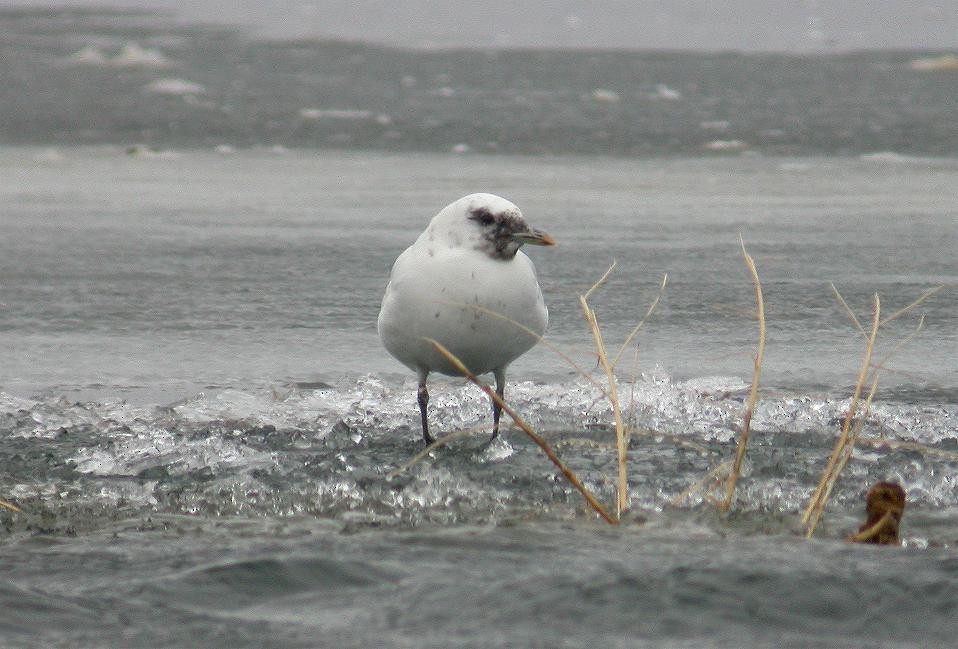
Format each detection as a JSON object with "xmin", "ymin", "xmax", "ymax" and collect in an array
[{"xmin": 378, "ymin": 193, "xmax": 554, "ymax": 444}]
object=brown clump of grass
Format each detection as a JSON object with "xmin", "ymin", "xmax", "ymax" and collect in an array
[
  {"xmin": 677, "ymin": 258, "xmax": 942, "ymax": 524},
  {"xmin": 803, "ymin": 294, "xmax": 882, "ymax": 537},
  {"xmin": 847, "ymin": 481, "xmax": 906, "ymax": 545},
  {"xmin": 803, "ymin": 283, "xmax": 942, "ymax": 539}
]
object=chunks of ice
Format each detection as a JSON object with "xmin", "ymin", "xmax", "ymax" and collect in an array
[
  {"xmin": 2, "ymin": 375, "xmax": 955, "ymax": 525},
  {"xmin": 591, "ymin": 88, "xmax": 620, "ymax": 103},
  {"xmin": 704, "ymin": 139, "xmax": 748, "ymax": 152},
  {"xmin": 651, "ymin": 83, "xmax": 682, "ymax": 100},
  {"xmin": 64, "ymin": 42, "xmax": 172, "ymax": 68},
  {"xmin": 144, "ymin": 78, "xmax": 206, "ymax": 96},
  {"xmin": 299, "ymin": 108, "xmax": 373, "ymax": 120},
  {"xmin": 64, "ymin": 45, "xmax": 109, "ymax": 65},
  {"xmin": 111, "ymin": 43, "xmax": 172, "ymax": 68}
]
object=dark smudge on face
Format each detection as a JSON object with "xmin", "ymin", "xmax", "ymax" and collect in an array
[{"xmin": 468, "ymin": 205, "xmax": 527, "ymax": 260}]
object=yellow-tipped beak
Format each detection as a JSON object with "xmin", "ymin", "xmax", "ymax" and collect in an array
[{"xmin": 511, "ymin": 228, "xmax": 556, "ymax": 246}]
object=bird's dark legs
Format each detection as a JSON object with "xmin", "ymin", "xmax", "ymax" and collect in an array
[
  {"xmin": 417, "ymin": 376, "xmax": 433, "ymax": 445},
  {"xmin": 417, "ymin": 369, "xmax": 505, "ymax": 447},
  {"xmin": 489, "ymin": 368, "xmax": 506, "ymax": 444}
]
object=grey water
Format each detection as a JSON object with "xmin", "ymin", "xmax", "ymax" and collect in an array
[
  {"xmin": 3, "ymin": 8, "xmax": 958, "ymax": 157},
  {"xmin": 2, "ymin": 8, "xmax": 958, "ymax": 649}
]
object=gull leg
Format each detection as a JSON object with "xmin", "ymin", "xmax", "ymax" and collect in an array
[
  {"xmin": 488, "ymin": 368, "xmax": 506, "ymax": 445},
  {"xmin": 417, "ymin": 372, "xmax": 433, "ymax": 445}
]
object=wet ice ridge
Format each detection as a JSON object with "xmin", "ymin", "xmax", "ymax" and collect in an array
[
  {"xmin": 1, "ymin": 371, "xmax": 956, "ymax": 526},
  {"xmin": 5, "ymin": 371, "xmax": 951, "ymax": 445}
]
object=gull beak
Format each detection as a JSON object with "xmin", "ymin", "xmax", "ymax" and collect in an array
[{"xmin": 511, "ymin": 228, "xmax": 556, "ymax": 247}]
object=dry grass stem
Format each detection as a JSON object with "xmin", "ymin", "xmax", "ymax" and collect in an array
[
  {"xmin": 624, "ymin": 346, "xmax": 643, "ymax": 442},
  {"xmin": 858, "ymin": 437, "xmax": 958, "ymax": 461},
  {"xmin": 720, "ymin": 237, "xmax": 766, "ymax": 512},
  {"xmin": 0, "ymin": 499, "xmax": 21, "ymax": 513},
  {"xmin": 847, "ymin": 510, "xmax": 895, "ymax": 543},
  {"xmin": 630, "ymin": 427, "xmax": 709, "ymax": 455},
  {"xmin": 438, "ymin": 299, "xmax": 610, "ymax": 397},
  {"xmin": 555, "ymin": 431, "xmax": 707, "ymax": 455},
  {"xmin": 879, "ymin": 285, "xmax": 944, "ymax": 327},
  {"xmin": 870, "ymin": 315, "xmax": 925, "ymax": 374},
  {"xmin": 831, "ymin": 283, "xmax": 942, "ymax": 339},
  {"xmin": 554, "ymin": 437, "xmax": 617, "ymax": 451},
  {"xmin": 804, "ymin": 285, "xmax": 938, "ymax": 538},
  {"xmin": 849, "ymin": 481, "xmax": 905, "ymax": 545},
  {"xmin": 808, "ymin": 372, "xmax": 882, "ymax": 534},
  {"xmin": 576, "ymin": 261, "xmax": 635, "ymax": 517},
  {"xmin": 428, "ymin": 338, "xmax": 618, "ymax": 525},
  {"xmin": 803, "ymin": 294, "xmax": 881, "ymax": 537},
  {"xmin": 387, "ymin": 427, "xmax": 486, "ymax": 479},
  {"xmin": 712, "ymin": 302, "xmax": 757, "ymax": 319},
  {"xmin": 583, "ymin": 260, "xmax": 617, "ymax": 302},
  {"xmin": 612, "ymin": 273, "xmax": 669, "ymax": 368},
  {"xmin": 429, "ymin": 261, "xmax": 668, "ymax": 522},
  {"xmin": 580, "ymin": 295, "xmax": 629, "ymax": 517},
  {"xmin": 830, "ymin": 282, "xmax": 866, "ymax": 336},
  {"xmin": 672, "ymin": 461, "xmax": 731, "ymax": 507}
]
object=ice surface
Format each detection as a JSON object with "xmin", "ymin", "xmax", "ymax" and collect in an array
[
  {"xmin": 62, "ymin": 42, "xmax": 172, "ymax": 68},
  {"xmin": 144, "ymin": 78, "xmax": 206, "ymax": 95},
  {"xmin": 2, "ymin": 372, "xmax": 955, "ymax": 532}
]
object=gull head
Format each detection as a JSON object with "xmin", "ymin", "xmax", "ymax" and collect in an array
[{"xmin": 425, "ymin": 193, "xmax": 555, "ymax": 260}]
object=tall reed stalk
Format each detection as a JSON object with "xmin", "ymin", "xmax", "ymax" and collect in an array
[
  {"xmin": 720, "ymin": 237, "xmax": 766, "ymax": 512},
  {"xmin": 803, "ymin": 295, "xmax": 881, "ymax": 537}
]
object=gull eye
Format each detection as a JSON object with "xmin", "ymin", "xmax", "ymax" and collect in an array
[{"xmin": 469, "ymin": 207, "xmax": 496, "ymax": 226}]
